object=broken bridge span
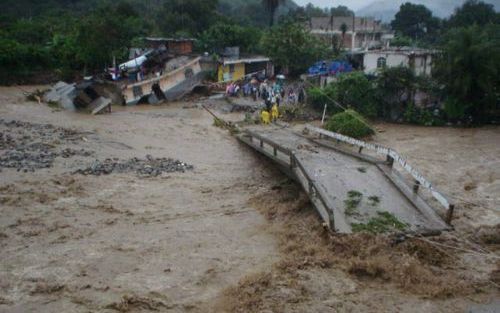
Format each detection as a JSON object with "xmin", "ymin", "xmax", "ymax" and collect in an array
[{"xmin": 237, "ymin": 124, "xmax": 453, "ymax": 234}]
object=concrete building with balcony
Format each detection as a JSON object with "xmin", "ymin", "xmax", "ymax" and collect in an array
[{"xmin": 308, "ymin": 16, "xmax": 392, "ymax": 51}]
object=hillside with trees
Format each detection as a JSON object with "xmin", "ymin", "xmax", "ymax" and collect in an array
[
  {"xmin": 0, "ymin": 0, "xmax": 310, "ymax": 83},
  {"xmin": 357, "ymin": 0, "xmax": 499, "ymax": 22}
]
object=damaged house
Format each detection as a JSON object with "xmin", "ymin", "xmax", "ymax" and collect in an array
[
  {"xmin": 116, "ymin": 37, "xmax": 205, "ymax": 105},
  {"xmin": 45, "ymin": 37, "xmax": 206, "ymax": 112}
]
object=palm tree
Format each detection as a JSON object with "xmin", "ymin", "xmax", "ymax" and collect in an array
[
  {"xmin": 340, "ymin": 22, "xmax": 348, "ymax": 48},
  {"xmin": 262, "ymin": 0, "xmax": 284, "ymax": 27}
]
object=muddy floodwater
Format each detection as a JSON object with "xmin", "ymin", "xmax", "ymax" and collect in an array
[
  {"xmin": 373, "ymin": 122, "xmax": 500, "ymax": 230},
  {"xmin": 0, "ymin": 86, "xmax": 499, "ymax": 312},
  {"xmin": 0, "ymin": 87, "xmax": 283, "ymax": 312}
]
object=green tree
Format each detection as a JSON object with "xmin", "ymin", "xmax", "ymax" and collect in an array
[
  {"xmin": 303, "ymin": 3, "xmax": 328, "ymax": 17},
  {"xmin": 307, "ymin": 84, "xmax": 337, "ymax": 112},
  {"xmin": 325, "ymin": 109, "xmax": 374, "ymax": 139},
  {"xmin": 375, "ymin": 66, "xmax": 418, "ymax": 119},
  {"xmin": 69, "ymin": 4, "xmax": 148, "ymax": 73},
  {"xmin": 262, "ymin": 0, "xmax": 284, "ymax": 26},
  {"xmin": 333, "ymin": 72, "xmax": 377, "ymax": 117},
  {"xmin": 447, "ymin": 0, "xmax": 499, "ymax": 28},
  {"xmin": 340, "ymin": 22, "xmax": 348, "ymax": 46},
  {"xmin": 261, "ymin": 21, "xmax": 330, "ymax": 75},
  {"xmin": 157, "ymin": 0, "xmax": 219, "ymax": 36},
  {"xmin": 330, "ymin": 5, "xmax": 354, "ymax": 17},
  {"xmin": 390, "ymin": 35, "xmax": 413, "ymax": 47},
  {"xmin": 198, "ymin": 23, "xmax": 262, "ymax": 53},
  {"xmin": 391, "ymin": 3, "xmax": 440, "ymax": 41},
  {"xmin": 434, "ymin": 24, "xmax": 500, "ymax": 121},
  {"xmin": 308, "ymin": 72, "xmax": 377, "ymax": 117}
]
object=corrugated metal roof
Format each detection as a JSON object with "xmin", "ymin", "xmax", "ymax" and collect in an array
[
  {"xmin": 144, "ymin": 37, "xmax": 195, "ymax": 42},
  {"xmin": 222, "ymin": 57, "xmax": 270, "ymax": 66}
]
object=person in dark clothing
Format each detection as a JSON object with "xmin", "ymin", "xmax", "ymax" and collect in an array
[
  {"xmin": 261, "ymin": 88, "xmax": 268, "ymax": 101},
  {"xmin": 298, "ymin": 88, "xmax": 305, "ymax": 103},
  {"xmin": 265, "ymin": 96, "xmax": 272, "ymax": 111}
]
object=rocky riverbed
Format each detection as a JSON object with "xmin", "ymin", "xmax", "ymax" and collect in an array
[
  {"xmin": 0, "ymin": 119, "xmax": 193, "ymax": 177},
  {"xmin": 74, "ymin": 156, "xmax": 193, "ymax": 177},
  {"xmin": 0, "ymin": 119, "xmax": 93, "ymax": 172}
]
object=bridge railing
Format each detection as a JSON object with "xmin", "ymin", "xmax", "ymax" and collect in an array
[
  {"xmin": 241, "ymin": 130, "xmax": 338, "ymax": 231},
  {"xmin": 304, "ymin": 125, "xmax": 455, "ymax": 224}
]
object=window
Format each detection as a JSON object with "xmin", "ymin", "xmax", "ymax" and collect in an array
[
  {"xmin": 377, "ymin": 57, "xmax": 386, "ymax": 68},
  {"xmin": 229, "ymin": 64, "xmax": 235, "ymax": 73},
  {"xmin": 132, "ymin": 86, "xmax": 143, "ymax": 98},
  {"xmin": 184, "ymin": 68, "xmax": 194, "ymax": 79}
]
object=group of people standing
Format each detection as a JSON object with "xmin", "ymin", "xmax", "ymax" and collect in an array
[
  {"xmin": 226, "ymin": 78, "xmax": 304, "ymax": 106},
  {"xmin": 225, "ymin": 76, "xmax": 307, "ymax": 125}
]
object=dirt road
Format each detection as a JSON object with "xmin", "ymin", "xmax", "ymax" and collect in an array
[{"xmin": 0, "ymin": 87, "xmax": 498, "ymax": 312}]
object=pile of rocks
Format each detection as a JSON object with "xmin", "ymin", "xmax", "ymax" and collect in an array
[
  {"xmin": 74, "ymin": 155, "xmax": 193, "ymax": 177},
  {"xmin": 0, "ymin": 119, "xmax": 93, "ymax": 172},
  {"xmin": 0, "ymin": 145, "xmax": 93, "ymax": 172},
  {"xmin": 0, "ymin": 119, "xmax": 84, "ymax": 143},
  {"xmin": 0, "ymin": 150, "xmax": 56, "ymax": 171}
]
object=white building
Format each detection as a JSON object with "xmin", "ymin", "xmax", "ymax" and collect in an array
[
  {"xmin": 308, "ymin": 16, "xmax": 392, "ymax": 51},
  {"xmin": 363, "ymin": 48, "xmax": 437, "ymax": 76}
]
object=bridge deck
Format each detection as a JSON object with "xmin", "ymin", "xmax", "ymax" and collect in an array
[{"xmin": 238, "ymin": 125, "xmax": 450, "ymax": 233}]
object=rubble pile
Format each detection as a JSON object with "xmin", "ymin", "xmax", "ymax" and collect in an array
[
  {"xmin": 0, "ymin": 119, "xmax": 93, "ymax": 172},
  {"xmin": 74, "ymin": 155, "xmax": 193, "ymax": 177}
]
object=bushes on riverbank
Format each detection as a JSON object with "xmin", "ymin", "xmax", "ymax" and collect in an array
[{"xmin": 325, "ymin": 109, "xmax": 375, "ymax": 139}]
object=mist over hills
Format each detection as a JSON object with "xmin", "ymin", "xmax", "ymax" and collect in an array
[{"xmin": 356, "ymin": 0, "xmax": 500, "ymax": 22}]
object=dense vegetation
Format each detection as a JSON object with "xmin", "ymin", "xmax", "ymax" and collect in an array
[
  {"xmin": 0, "ymin": 0, "xmax": 332, "ymax": 84},
  {"xmin": 311, "ymin": 0, "xmax": 500, "ymax": 124}
]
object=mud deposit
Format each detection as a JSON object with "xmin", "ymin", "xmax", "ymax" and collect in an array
[{"xmin": 0, "ymin": 87, "xmax": 499, "ymax": 312}]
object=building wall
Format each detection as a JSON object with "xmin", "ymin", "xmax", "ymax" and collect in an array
[
  {"xmin": 312, "ymin": 31, "xmax": 385, "ymax": 50},
  {"xmin": 364, "ymin": 53, "xmax": 408, "ymax": 73},
  {"xmin": 413, "ymin": 55, "xmax": 432, "ymax": 76},
  {"xmin": 123, "ymin": 57, "xmax": 202, "ymax": 104},
  {"xmin": 364, "ymin": 52, "xmax": 433, "ymax": 76},
  {"xmin": 309, "ymin": 16, "xmax": 384, "ymax": 33},
  {"xmin": 218, "ymin": 63, "xmax": 245, "ymax": 82},
  {"xmin": 167, "ymin": 41, "xmax": 193, "ymax": 55}
]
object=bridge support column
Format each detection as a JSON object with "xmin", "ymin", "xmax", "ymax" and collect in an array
[{"xmin": 446, "ymin": 204, "xmax": 455, "ymax": 224}]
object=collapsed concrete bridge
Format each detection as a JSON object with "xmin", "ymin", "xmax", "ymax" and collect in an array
[{"xmin": 237, "ymin": 124, "xmax": 453, "ymax": 234}]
